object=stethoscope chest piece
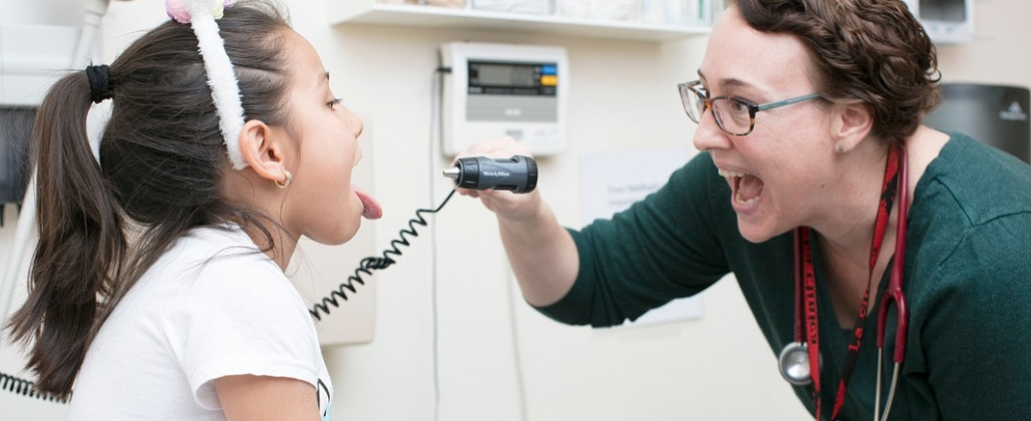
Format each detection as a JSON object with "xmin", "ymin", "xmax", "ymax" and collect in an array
[{"xmin": 779, "ymin": 341, "xmax": 814, "ymax": 386}]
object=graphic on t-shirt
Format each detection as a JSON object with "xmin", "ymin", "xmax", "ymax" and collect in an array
[{"xmin": 317, "ymin": 378, "xmax": 332, "ymax": 420}]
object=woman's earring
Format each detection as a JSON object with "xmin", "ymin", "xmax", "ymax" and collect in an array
[
  {"xmin": 275, "ymin": 170, "xmax": 292, "ymax": 189},
  {"xmin": 836, "ymin": 145, "xmax": 846, "ymax": 154}
]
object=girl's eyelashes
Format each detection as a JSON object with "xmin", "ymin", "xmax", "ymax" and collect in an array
[{"xmin": 327, "ymin": 98, "xmax": 342, "ymax": 110}]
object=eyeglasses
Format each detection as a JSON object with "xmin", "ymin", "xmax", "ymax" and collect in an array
[{"xmin": 678, "ymin": 80, "xmax": 822, "ymax": 136}]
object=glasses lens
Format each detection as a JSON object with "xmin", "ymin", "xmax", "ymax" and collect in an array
[
  {"xmin": 713, "ymin": 98, "xmax": 753, "ymax": 135},
  {"xmin": 680, "ymin": 84, "xmax": 703, "ymax": 123}
]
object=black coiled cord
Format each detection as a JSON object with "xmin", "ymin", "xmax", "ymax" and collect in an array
[
  {"xmin": 0, "ymin": 371, "xmax": 69, "ymax": 403},
  {"xmin": 308, "ymin": 189, "xmax": 457, "ymax": 321}
]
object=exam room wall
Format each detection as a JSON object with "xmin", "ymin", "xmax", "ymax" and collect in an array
[
  {"xmin": 935, "ymin": 0, "xmax": 1031, "ymax": 91},
  {"xmin": 1, "ymin": 1, "xmax": 1027, "ymax": 420}
]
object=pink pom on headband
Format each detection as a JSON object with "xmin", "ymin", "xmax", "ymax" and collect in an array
[
  {"xmin": 165, "ymin": 0, "xmax": 249, "ymax": 170},
  {"xmin": 166, "ymin": 0, "xmax": 232, "ymax": 24}
]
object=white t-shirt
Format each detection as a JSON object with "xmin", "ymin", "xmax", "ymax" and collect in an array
[{"xmin": 68, "ymin": 224, "xmax": 333, "ymax": 421}]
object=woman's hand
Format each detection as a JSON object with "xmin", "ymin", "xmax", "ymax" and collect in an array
[{"xmin": 453, "ymin": 137, "xmax": 544, "ymax": 223}]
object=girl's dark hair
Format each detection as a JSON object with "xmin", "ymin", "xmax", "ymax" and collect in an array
[
  {"xmin": 6, "ymin": 0, "xmax": 293, "ymax": 398},
  {"xmin": 730, "ymin": 0, "xmax": 942, "ymax": 147}
]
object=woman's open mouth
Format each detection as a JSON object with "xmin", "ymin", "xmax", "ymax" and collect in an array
[{"xmin": 719, "ymin": 168, "xmax": 765, "ymax": 207}]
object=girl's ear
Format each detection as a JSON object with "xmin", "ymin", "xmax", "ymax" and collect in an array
[
  {"xmin": 238, "ymin": 119, "xmax": 289, "ymax": 184},
  {"xmin": 830, "ymin": 102, "xmax": 874, "ymax": 153}
]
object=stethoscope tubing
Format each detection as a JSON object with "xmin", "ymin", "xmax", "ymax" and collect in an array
[
  {"xmin": 874, "ymin": 147, "xmax": 909, "ymax": 421},
  {"xmin": 876, "ymin": 146, "xmax": 909, "ymax": 362}
]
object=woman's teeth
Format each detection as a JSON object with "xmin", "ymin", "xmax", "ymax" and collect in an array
[
  {"xmin": 718, "ymin": 169, "xmax": 746, "ymax": 178},
  {"xmin": 718, "ymin": 169, "xmax": 760, "ymax": 206},
  {"xmin": 735, "ymin": 190, "xmax": 758, "ymax": 206}
]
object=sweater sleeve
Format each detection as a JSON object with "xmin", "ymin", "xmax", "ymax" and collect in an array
[
  {"xmin": 536, "ymin": 152, "xmax": 732, "ymax": 327},
  {"xmin": 916, "ymin": 212, "xmax": 1031, "ymax": 419}
]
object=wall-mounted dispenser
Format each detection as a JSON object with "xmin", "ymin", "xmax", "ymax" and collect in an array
[
  {"xmin": 924, "ymin": 83, "xmax": 1030, "ymax": 164},
  {"xmin": 0, "ymin": 107, "xmax": 34, "ymax": 226}
]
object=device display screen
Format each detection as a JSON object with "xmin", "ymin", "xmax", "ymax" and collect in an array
[
  {"xmin": 919, "ymin": 0, "xmax": 966, "ymax": 22},
  {"xmin": 477, "ymin": 64, "xmax": 536, "ymax": 87},
  {"xmin": 468, "ymin": 60, "xmax": 557, "ymax": 96}
]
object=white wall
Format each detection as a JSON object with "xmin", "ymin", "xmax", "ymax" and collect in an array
[
  {"xmin": 0, "ymin": 0, "xmax": 85, "ymax": 26},
  {"xmin": 1, "ymin": 0, "xmax": 1027, "ymax": 420},
  {"xmin": 936, "ymin": 0, "xmax": 1031, "ymax": 89}
]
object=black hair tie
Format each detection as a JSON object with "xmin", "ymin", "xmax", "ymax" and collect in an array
[{"xmin": 85, "ymin": 64, "xmax": 113, "ymax": 104}]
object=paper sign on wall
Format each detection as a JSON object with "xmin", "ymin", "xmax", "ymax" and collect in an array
[{"xmin": 579, "ymin": 147, "xmax": 703, "ymax": 327}]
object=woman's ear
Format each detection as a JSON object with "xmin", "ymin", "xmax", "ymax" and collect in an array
[
  {"xmin": 238, "ymin": 119, "xmax": 289, "ymax": 184},
  {"xmin": 830, "ymin": 102, "xmax": 874, "ymax": 153}
]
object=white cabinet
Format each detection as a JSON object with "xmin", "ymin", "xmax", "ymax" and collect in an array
[{"xmin": 329, "ymin": 1, "xmax": 715, "ymax": 42}]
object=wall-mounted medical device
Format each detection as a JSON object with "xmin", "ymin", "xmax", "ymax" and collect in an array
[
  {"xmin": 440, "ymin": 42, "xmax": 569, "ymax": 157},
  {"xmin": 902, "ymin": 0, "xmax": 974, "ymax": 44}
]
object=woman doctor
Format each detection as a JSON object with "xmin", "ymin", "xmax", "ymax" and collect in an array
[{"xmin": 457, "ymin": 0, "xmax": 1031, "ymax": 419}]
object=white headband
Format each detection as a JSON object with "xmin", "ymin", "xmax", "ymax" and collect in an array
[{"xmin": 166, "ymin": 0, "xmax": 248, "ymax": 170}]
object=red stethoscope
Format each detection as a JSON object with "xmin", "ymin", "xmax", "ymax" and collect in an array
[{"xmin": 777, "ymin": 147, "xmax": 909, "ymax": 421}]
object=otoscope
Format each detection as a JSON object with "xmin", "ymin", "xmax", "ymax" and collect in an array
[{"xmin": 442, "ymin": 155, "xmax": 538, "ymax": 193}]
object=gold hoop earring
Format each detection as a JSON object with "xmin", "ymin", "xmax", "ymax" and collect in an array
[{"xmin": 275, "ymin": 170, "xmax": 292, "ymax": 189}]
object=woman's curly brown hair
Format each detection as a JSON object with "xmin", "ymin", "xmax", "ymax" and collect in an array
[{"xmin": 730, "ymin": 0, "xmax": 942, "ymax": 147}]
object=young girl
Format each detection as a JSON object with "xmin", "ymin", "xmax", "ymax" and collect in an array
[{"xmin": 6, "ymin": 1, "xmax": 380, "ymax": 419}]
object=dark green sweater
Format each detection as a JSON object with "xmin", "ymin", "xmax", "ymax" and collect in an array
[{"xmin": 539, "ymin": 133, "xmax": 1031, "ymax": 420}]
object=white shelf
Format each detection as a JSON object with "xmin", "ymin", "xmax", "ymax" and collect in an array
[{"xmin": 330, "ymin": 3, "xmax": 711, "ymax": 42}]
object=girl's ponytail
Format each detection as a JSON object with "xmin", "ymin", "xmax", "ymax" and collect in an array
[{"xmin": 6, "ymin": 70, "xmax": 126, "ymax": 398}]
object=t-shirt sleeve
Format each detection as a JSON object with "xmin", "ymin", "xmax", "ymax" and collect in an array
[
  {"xmin": 165, "ymin": 255, "xmax": 322, "ymax": 410},
  {"xmin": 536, "ymin": 152, "xmax": 732, "ymax": 327}
]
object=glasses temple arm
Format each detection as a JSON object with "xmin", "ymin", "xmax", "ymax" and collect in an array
[{"xmin": 756, "ymin": 93, "xmax": 823, "ymax": 111}]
